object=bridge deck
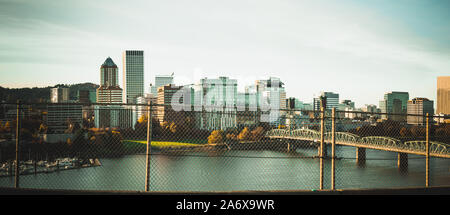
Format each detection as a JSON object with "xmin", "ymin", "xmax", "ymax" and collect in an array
[{"xmin": 266, "ymin": 129, "xmax": 450, "ymax": 159}]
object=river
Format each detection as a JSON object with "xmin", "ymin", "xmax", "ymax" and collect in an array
[{"xmin": 0, "ymin": 146, "xmax": 449, "ymax": 191}]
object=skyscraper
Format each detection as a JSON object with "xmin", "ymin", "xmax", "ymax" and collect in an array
[
  {"xmin": 123, "ymin": 50, "xmax": 144, "ymax": 104},
  {"xmin": 379, "ymin": 91, "xmax": 409, "ymax": 121},
  {"xmin": 437, "ymin": 76, "xmax": 450, "ymax": 115},
  {"xmin": 97, "ymin": 57, "xmax": 123, "ymax": 104}
]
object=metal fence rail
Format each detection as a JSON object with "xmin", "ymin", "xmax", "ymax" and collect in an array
[{"xmin": 0, "ymin": 102, "xmax": 449, "ymax": 192}]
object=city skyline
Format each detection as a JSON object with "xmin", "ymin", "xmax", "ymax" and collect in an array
[{"xmin": 1, "ymin": 0, "xmax": 449, "ymax": 108}]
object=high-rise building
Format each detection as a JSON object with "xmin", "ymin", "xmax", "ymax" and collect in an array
[
  {"xmin": 254, "ymin": 77, "xmax": 286, "ymax": 125},
  {"xmin": 255, "ymin": 77, "xmax": 286, "ymax": 109},
  {"xmin": 407, "ymin": 98, "xmax": 434, "ymax": 125},
  {"xmin": 150, "ymin": 75, "xmax": 174, "ymax": 96},
  {"xmin": 94, "ymin": 57, "xmax": 133, "ymax": 129},
  {"xmin": 437, "ymin": 76, "xmax": 450, "ymax": 115},
  {"xmin": 193, "ymin": 77, "xmax": 237, "ymax": 130},
  {"xmin": 379, "ymin": 91, "xmax": 409, "ymax": 121},
  {"xmin": 123, "ymin": 50, "xmax": 144, "ymax": 103},
  {"xmin": 50, "ymin": 87, "xmax": 69, "ymax": 103},
  {"xmin": 97, "ymin": 57, "xmax": 123, "ymax": 104},
  {"xmin": 313, "ymin": 92, "xmax": 339, "ymax": 111}
]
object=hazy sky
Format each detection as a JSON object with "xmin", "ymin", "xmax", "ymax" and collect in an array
[{"xmin": 0, "ymin": 0, "xmax": 449, "ymax": 107}]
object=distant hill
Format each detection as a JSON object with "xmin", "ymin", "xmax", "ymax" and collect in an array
[{"xmin": 0, "ymin": 83, "xmax": 99, "ymax": 103}]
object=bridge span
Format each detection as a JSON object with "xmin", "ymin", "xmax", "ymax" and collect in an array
[{"xmin": 265, "ymin": 128, "xmax": 450, "ymax": 159}]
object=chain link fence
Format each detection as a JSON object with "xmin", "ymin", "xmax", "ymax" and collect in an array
[{"xmin": 0, "ymin": 102, "xmax": 449, "ymax": 192}]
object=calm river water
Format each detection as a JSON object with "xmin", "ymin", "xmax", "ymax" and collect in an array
[{"xmin": 0, "ymin": 146, "xmax": 449, "ymax": 191}]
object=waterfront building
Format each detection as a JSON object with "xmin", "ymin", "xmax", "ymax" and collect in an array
[
  {"xmin": 437, "ymin": 76, "xmax": 450, "ymax": 115},
  {"xmin": 123, "ymin": 50, "xmax": 144, "ymax": 104},
  {"xmin": 46, "ymin": 104, "xmax": 82, "ymax": 134},
  {"xmin": 407, "ymin": 98, "xmax": 434, "ymax": 125}
]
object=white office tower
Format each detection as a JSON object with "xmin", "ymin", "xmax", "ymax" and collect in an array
[
  {"xmin": 255, "ymin": 77, "xmax": 286, "ymax": 125},
  {"xmin": 193, "ymin": 77, "xmax": 237, "ymax": 130}
]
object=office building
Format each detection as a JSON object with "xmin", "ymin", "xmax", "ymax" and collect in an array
[
  {"xmin": 46, "ymin": 104, "xmax": 82, "ymax": 134},
  {"xmin": 123, "ymin": 50, "xmax": 144, "ymax": 103},
  {"xmin": 94, "ymin": 106, "xmax": 133, "ymax": 129},
  {"xmin": 94, "ymin": 57, "xmax": 132, "ymax": 128},
  {"xmin": 97, "ymin": 57, "xmax": 123, "ymax": 104},
  {"xmin": 437, "ymin": 76, "xmax": 450, "ymax": 115},
  {"xmin": 255, "ymin": 77, "xmax": 286, "ymax": 125},
  {"xmin": 379, "ymin": 91, "xmax": 409, "ymax": 121},
  {"xmin": 156, "ymin": 84, "xmax": 182, "ymax": 124},
  {"xmin": 313, "ymin": 92, "xmax": 339, "ymax": 111},
  {"xmin": 193, "ymin": 77, "xmax": 237, "ymax": 130},
  {"xmin": 77, "ymin": 90, "xmax": 96, "ymax": 104},
  {"xmin": 150, "ymin": 75, "xmax": 174, "ymax": 97},
  {"xmin": 407, "ymin": 98, "xmax": 434, "ymax": 125}
]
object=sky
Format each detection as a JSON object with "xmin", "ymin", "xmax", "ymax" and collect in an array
[{"xmin": 0, "ymin": 0, "xmax": 449, "ymax": 108}]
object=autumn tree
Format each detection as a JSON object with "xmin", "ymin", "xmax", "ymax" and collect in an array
[
  {"xmin": 208, "ymin": 130, "xmax": 224, "ymax": 144},
  {"xmin": 238, "ymin": 127, "xmax": 251, "ymax": 141}
]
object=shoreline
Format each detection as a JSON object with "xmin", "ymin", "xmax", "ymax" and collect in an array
[{"xmin": 0, "ymin": 158, "xmax": 102, "ymax": 178}]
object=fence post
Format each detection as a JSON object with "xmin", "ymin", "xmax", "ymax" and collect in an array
[
  {"xmin": 319, "ymin": 106, "xmax": 325, "ymax": 190},
  {"xmin": 426, "ymin": 113, "xmax": 430, "ymax": 187},
  {"xmin": 331, "ymin": 108, "xmax": 336, "ymax": 190},
  {"xmin": 145, "ymin": 101, "xmax": 152, "ymax": 192},
  {"xmin": 15, "ymin": 100, "xmax": 20, "ymax": 188}
]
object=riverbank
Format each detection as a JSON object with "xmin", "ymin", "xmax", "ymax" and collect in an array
[
  {"xmin": 123, "ymin": 139, "xmax": 316, "ymax": 154},
  {"xmin": 0, "ymin": 158, "xmax": 102, "ymax": 177}
]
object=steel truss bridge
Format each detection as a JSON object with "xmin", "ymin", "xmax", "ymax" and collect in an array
[{"xmin": 265, "ymin": 129, "xmax": 450, "ymax": 158}]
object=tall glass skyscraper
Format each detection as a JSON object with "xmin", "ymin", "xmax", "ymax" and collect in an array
[{"xmin": 123, "ymin": 50, "xmax": 144, "ymax": 104}]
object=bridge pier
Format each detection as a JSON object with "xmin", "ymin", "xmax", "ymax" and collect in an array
[
  {"xmin": 356, "ymin": 147, "xmax": 366, "ymax": 166},
  {"xmin": 397, "ymin": 153, "xmax": 408, "ymax": 172}
]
